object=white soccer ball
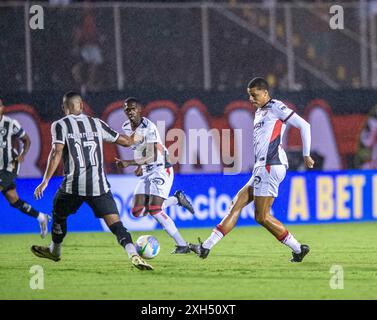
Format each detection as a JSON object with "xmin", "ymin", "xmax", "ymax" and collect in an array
[{"xmin": 135, "ymin": 235, "xmax": 160, "ymax": 259}]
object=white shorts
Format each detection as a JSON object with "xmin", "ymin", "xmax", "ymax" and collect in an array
[
  {"xmin": 247, "ymin": 165, "xmax": 286, "ymax": 197},
  {"xmin": 134, "ymin": 167, "xmax": 174, "ymax": 199}
]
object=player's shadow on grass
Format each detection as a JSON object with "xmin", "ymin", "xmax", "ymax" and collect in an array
[{"xmin": 64, "ymin": 244, "xmax": 115, "ymax": 248}]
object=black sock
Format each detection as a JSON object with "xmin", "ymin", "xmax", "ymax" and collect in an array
[
  {"xmin": 10, "ymin": 199, "xmax": 39, "ymax": 218},
  {"xmin": 109, "ymin": 221, "xmax": 133, "ymax": 248},
  {"xmin": 51, "ymin": 213, "xmax": 67, "ymax": 244}
]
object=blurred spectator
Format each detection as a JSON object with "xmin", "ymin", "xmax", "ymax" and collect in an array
[
  {"xmin": 71, "ymin": 7, "xmax": 104, "ymax": 94},
  {"xmin": 310, "ymin": 0, "xmax": 331, "ymax": 71},
  {"xmin": 355, "ymin": 104, "xmax": 377, "ymax": 169}
]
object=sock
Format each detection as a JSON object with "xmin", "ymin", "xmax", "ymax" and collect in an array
[
  {"xmin": 10, "ymin": 199, "xmax": 39, "ymax": 218},
  {"xmin": 162, "ymin": 196, "xmax": 178, "ymax": 210},
  {"xmin": 171, "ymin": 231, "xmax": 186, "ymax": 247},
  {"xmin": 202, "ymin": 225, "xmax": 224, "ymax": 250},
  {"xmin": 49, "ymin": 241, "xmax": 61, "ymax": 257},
  {"xmin": 125, "ymin": 243, "xmax": 138, "ymax": 258},
  {"xmin": 109, "ymin": 221, "xmax": 133, "ymax": 248},
  {"xmin": 152, "ymin": 211, "xmax": 186, "ymax": 246},
  {"xmin": 280, "ymin": 231, "xmax": 302, "ymax": 254},
  {"xmin": 51, "ymin": 214, "xmax": 67, "ymax": 244}
]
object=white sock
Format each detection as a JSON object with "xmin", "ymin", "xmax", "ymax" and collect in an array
[
  {"xmin": 171, "ymin": 231, "xmax": 187, "ymax": 247},
  {"xmin": 202, "ymin": 228, "xmax": 224, "ymax": 250},
  {"xmin": 162, "ymin": 196, "xmax": 178, "ymax": 210},
  {"xmin": 49, "ymin": 241, "xmax": 61, "ymax": 257},
  {"xmin": 37, "ymin": 213, "xmax": 45, "ymax": 223},
  {"xmin": 281, "ymin": 232, "xmax": 301, "ymax": 254},
  {"xmin": 153, "ymin": 211, "xmax": 186, "ymax": 246},
  {"xmin": 125, "ymin": 243, "xmax": 138, "ymax": 258}
]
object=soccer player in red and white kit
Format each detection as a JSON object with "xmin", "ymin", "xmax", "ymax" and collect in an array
[
  {"xmin": 115, "ymin": 97, "xmax": 194, "ymax": 254},
  {"xmin": 190, "ymin": 77, "xmax": 315, "ymax": 262}
]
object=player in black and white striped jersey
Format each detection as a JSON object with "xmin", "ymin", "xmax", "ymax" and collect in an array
[
  {"xmin": 31, "ymin": 91, "xmax": 153, "ymax": 270},
  {"xmin": 51, "ymin": 111, "xmax": 117, "ymax": 196},
  {"xmin": 0, "ymin": 96, "xmax": 50, "ymax": 238}
]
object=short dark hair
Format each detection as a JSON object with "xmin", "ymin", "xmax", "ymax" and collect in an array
[
  {"xmin": 0, "ymin": 95, "xmax": 3, "ymax": 104},
  {"xmin": 63, "ymin": 91, "xmax": 81, "ymax": 101},
  {"xmin": 248, "ymin": 77, "xmax": 269, "ymax": 91},
  {"xmin": 124, "ymin": 97, "xmax": 140, "ymax": 106}
]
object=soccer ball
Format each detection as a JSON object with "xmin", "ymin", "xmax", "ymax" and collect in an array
[{"xmin": 135, "ymin": 235, "xmax": 160, "ymax": 259}]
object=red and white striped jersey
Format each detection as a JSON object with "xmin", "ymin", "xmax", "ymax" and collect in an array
[{"xmin": 253, "ymin": 99, "xmax": 294, "ymax": 168}]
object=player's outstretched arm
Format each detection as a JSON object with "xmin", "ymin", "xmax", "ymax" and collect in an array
[
  {"xmin": 115, "ymin": 143, "xmax": 157, "ymax": 168},
  {"xmin": 115, "ymin": 134, "xmax": 133, "ymax": 147},
  {"xmin": 34, "ymin": 143, "xmax": 64, "ymax": 199},
  {"xmin": 15, "ymin": 133, "xmax": 31, "ymax": 163},
  {"xmin": 99, "ymin": 118, "xmax": 143, "ymax": 147},
  {"xmin": 286, "ymin": 113, "xmax": 315, "ymax": 168},
  {"xmin": 115, "ymin": 133, "xmax": 143, "ymax": 147}
]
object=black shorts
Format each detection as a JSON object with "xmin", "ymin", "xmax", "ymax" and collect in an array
[
  {"xmin": 0, "ymin": 170, "xmax": 17, "ymax": 195},
  {"xmin": 53, "ymin": 189, "xmax": 119, "ymax": 219}
]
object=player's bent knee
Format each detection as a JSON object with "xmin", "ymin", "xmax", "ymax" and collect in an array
[
  {"xmin": 9, "ymin": 199, "xmax": 21, "ymax": 208},
  {"xmin": 131, "ymin": 206, "xmax": 146, "ymax": 217},
  {"xmin": 255, "ymin": 213, "xmax": 267, "ymax": 225},
  {"xmin": 7, "ymin": 195, "xmax": 18, "ymax": 204},
  {"xmin": 52, "ymin": 212, "xmax": 67, "ymax": 224}
]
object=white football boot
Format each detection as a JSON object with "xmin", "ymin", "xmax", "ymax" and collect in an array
[{"xmin": 37, "ymin": 213, "xmax": 51, "ymax": 239}]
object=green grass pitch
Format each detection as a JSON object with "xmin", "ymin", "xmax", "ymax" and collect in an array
[{"xmin": 1, "ymin": 222, "xmax": 377, "ymax": 300}]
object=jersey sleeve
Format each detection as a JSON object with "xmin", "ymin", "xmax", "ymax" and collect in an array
[
  {"xmin": 286, "ymin": 113, "xmax": 311, "ymax": 156},
  {"xmin": 51, "ymin": 121, "xmax": 66, "ymax": 145},
  {"xmin": 12, "ymin": 119, "xmax": 26, "ymax": 138},
  {"xmin": 271, "ymin": 102, "xmax": 295, "ymax": 122},
  {"xmin": 99, "ymin": 119, "xmax": 120, "ymax": 143}
]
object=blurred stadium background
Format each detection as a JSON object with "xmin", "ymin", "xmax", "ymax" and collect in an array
[{"xmin": 1, "ymin": 0, "xmax": 377, "ymax": 235}]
